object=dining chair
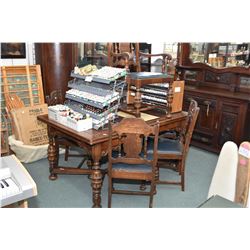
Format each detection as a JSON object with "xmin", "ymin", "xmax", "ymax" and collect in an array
[
  {"xmin": 147, "ymin": 99, "xmax": 200, "ymax": 191},
  {"xmin": 107, "ymin": 118, "xmax": 159, "ymax": 208}
]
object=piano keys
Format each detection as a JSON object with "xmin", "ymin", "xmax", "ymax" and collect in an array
[{"xmin": 0, "ymin": 154, "xmax": 37, "ymax": 208}]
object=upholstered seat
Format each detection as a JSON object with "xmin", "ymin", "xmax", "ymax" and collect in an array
[
  {"xmin": 148, "ymin": 137, "xmax": 182, "ymax": 155},
  {"xmin": 150, "ymin": 100, "xmax": 200, "ymax": 191},
  {"xmin": 112, "ymin": 163, "xmax": 152, "ymax": 173},
  {"xmin": 107, "ymin": 118, "xmax": 159, "ymax": 208}
]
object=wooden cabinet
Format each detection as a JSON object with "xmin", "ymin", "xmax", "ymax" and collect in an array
[
  {"xmin": 177, "ymin": 43, "xmax": 250, "ymax": 153},
  {"xmin": 35, "ymin": 43, "xmax": 78, "ymax": 101}
]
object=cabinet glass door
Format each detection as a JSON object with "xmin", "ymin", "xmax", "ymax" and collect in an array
[
  {"xmin": 189, "ymin": 43, "xmax": 250, "ymax": 68},
  {"xmin": 77, "ymin": 43, "xmax": 108, "ymax": 67}
]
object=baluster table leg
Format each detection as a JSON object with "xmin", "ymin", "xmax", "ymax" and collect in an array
[
  {"xmin": 91, "ymin": 146, "xmax": 103, "ymax": 208},
  {"xmin": 48, "ymin": 134, "xmax": 58, "ymax": 180}
]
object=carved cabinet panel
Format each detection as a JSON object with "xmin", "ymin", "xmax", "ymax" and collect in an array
[
  {"xmin": 178, "ymin": 43, "xmax": 250, "ymax": 153},
  {"xmin": 217, "ymin": 111, "xmax": 238, "ymax": 147},
  {"xmin": 184, "ymin": 90, "xmax": 249, "ymax": 153},
  {"xmin": 216, "ymin": 101, "xmax": 247, "ymax": 148}
]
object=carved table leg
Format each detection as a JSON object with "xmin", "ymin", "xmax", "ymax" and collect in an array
[
  {"xmin": 87, "ymin": 159, "xmax": 93, "ymax": 179},
  {"xmin": 91, "ymin": 146, "xmax": 103, "ymax": 208},
  {"xmin": 48, "ymin": 134, "xmax": 58, "ymax": 180},
  {"xmin": 91, "ymin": 162, "xmax": 103, "ymax": 208}
]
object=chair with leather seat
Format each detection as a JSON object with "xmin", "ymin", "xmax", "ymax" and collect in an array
[
  {"xmin": 107, "ymin": 118, "xmax": 159, "ymax": 208},
  {"xmin": 148, "ymin": 99, "xmax": 200, "ymax": 191}
]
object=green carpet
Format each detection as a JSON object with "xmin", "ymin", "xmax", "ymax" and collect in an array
[{"xmin": 23, "ymin": 146, "xmax": 218, "ymax": 208}]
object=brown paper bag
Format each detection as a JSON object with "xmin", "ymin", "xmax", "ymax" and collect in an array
[{"xmin": 11, "ymin": 104, "xmax": 49, "ymax": 146}]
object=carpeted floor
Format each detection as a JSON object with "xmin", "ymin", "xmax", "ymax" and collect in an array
[{"xmin": 23, "ymin": 146, "xmax": 218, "ymax": 208}]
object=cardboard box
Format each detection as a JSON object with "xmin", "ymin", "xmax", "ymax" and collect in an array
[
  {"xmin": 11, "ymin": 104, "xmax": 49, "ymax": 146},
  {"xmin": 66, "ymin": 116, "xmax": 92, "ymax": 132}
]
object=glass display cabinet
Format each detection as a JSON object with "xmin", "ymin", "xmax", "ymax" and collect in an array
[
  {"xmin": 77, "ymin": 43, "xmax": 109, "ymax": 67},
  {"xmin": 177, "ymin": 43, "xmax": 250, "ymax": 153},
  {"xmin": 189, "ymin": 43, "xmax": 250, "ymax": 68},
  {"xmin": 77, "ymin": 43, "xmax": 152, "ymax": 72}
]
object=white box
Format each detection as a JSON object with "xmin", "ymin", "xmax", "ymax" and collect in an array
[
  {"xmin": 48, "ymin": 105, "xmax": 70, "ymax": 126},
  {"xmin": 66, "ymin": 117, "xmax": 93, "ymax": 132}
]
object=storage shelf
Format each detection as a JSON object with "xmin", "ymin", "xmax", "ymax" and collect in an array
[
  {"xmin": 68, "ymin": 79, "xmax": 117, "ymax": 96},
  {"xmin": 66, "ymin": 102, "xmax": 119, "ymax": 121},
  {"xmin": 65, "ymin": 93, "xmax": 119, "ymax": 109},
  {"xmin": 70, "ymin": 71, "xmax": 126, "ymax": 84}
]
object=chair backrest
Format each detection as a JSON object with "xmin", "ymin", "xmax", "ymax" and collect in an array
[
  {"xmin": 107, "ymin": 43, "xmax": 137, "ymax": 71},
  {"xmin": 108, "ymin": 118, "xmax": 159, "ymax": 168},
  {"xmin": 207, "ymin": 141, "xmax": 238, "ymax": 201},
  {"xmin": 181, "ymin": 99, "xmax": 200, "ymax": 156},
  {"xmin": 235, "ymin": 141, "xmax": 250, "ymax": 207},
  {"xmin": 46, "ymin": 89, "xmax": 63, "ymax": 106},
  {"xmin": 134, "ymin": 43, "xmax": 172, "ymax": 73}
]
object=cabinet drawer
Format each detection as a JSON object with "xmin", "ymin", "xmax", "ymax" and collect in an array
[
  {"xmin": 220, "ymin": 102, "xmax": 241, "ymax": 114},
  {"xmin": 185, "ymin": 94, "xmax": 217, "ymax": 108}
]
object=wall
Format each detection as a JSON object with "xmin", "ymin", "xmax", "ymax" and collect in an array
[{"xmin": 0, "ymin": 43, "xmax": 36, "ymax": 66}]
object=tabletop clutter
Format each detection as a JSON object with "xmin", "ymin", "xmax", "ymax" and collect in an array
[
  {"xmin": 47, "ymin": 65, "xmax": 126, "ymax": 131},
  {"xmin": 48, "ymin": 104, "xmax": 92, "ymax": 132}
]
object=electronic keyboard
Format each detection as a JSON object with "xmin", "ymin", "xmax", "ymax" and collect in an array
[{"xmin": 0, "ymin": 155, "xmax": 37, "ymax": 207}]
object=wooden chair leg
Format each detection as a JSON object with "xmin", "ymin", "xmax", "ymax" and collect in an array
[
  {"xmin": 180, "ymin": 161, "xmax": 185, "ymax": 191},
  {"xmin": 65, "ymin": 146, "xmax": 69, "ymax": 161},
  {"xmin": 149, "ymin": 180, "xmax": 155, "ymax": 208},
  {"xmin": 176, "ymin": 161, "xmax": 181, "ymax": 175}
]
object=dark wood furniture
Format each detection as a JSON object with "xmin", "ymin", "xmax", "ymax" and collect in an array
[
  {"xmin": 37, "ymin": 109, "xmax": 188, "ymax": 207},
  {"xmin": 136, "ymin": 48, "xmax": 172, "ymax": 74},
  {"xmin": 125, "ymin": 73, "xmax": 174, "ymax": 118},
  {"xmin": 107, "ymin": 43, "xmax": 137, "ymax": 72},
  {"xmin": 35, "ymin": 43, "xmax": 78, "ymax": 102},
  {"xmin": 122, "ymin": 48, "xmax": 177, "ymax": 118},
  {"xmin": 177, "ymin": 43, "xmax": 250, "ymax": 153},
  {"xmin": 148, "ymin": 100, "xmax": 200, "ymax": 191},
  {"xmin": 107, "ymin": 118, "xmax": 159, "ymax": 208}
]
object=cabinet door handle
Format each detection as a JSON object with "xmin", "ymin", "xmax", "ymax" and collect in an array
[{"xmin": 204, "ymin": 101, "xmax": 211, "ymax": 117}]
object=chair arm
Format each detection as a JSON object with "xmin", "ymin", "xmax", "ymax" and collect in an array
[
  {"xmin": 111, "ymin": 51, "xmax": 134, "ymax": 61},
  {"xmin": 139, "ymin": 52, "xmax": 172, "ymax": 61}
]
